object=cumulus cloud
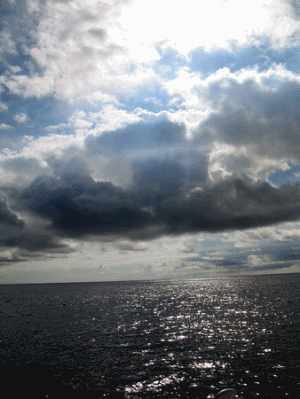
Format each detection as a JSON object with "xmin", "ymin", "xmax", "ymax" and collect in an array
[
  {"xmin": 165, "ymin": 65, "xmax": 300, "ymax": 182},
  {"xmin": 0, "ymin": 94, "xmax": 299, "ymax": 265},
  {"xmin": 12, "ymin": 159, "xmax": 300, "ymax": 245}
]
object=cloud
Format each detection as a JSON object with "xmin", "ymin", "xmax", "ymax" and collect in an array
[
  {"xmin": 247, "ymin": 254, "xmax": 272, "ymax": 267},
  {"xmin": 0, "ymin": 192, "xmax": 74, "ymax": 265},
  {"xmin": 0, "ymin": 124, "xmax": 11, "ymax": 130},
  {"xmin": 0, "ymin": 0, "xmax": 156, "ymax": 101},
  {"xmin": 0, "ymin": 234, "xmax": 69, "ymax": 253},
  {"xmin": 157, "ymin": 179, "xmax": 300, "ymax": 235},
  {"xmin": 230, "ymin": 221, "xmax": 300, "ymax": 244},
  {"xmin": 85, "ymin": 116, "xmax": 187, "ymax": 155},
  {"xmin": 181, "ymin": 243, "xmax": 300, "ymax": 274},
  {"xmin": 165, "ymin": 65, "xmax": 300, "ymax": 182},
  {"xmin": 14, "ymin": 158, "xmax": 300, "ymax": 244},
  {"xmin": 0, "ymin": 28, "xmax": 17, "ymax": 56},
  {"xmin": 0, "ymin": 198, "xmax": 24, "ymax": 228},
  {"xmin": 13, "ymin": 113, "xmax": 28, "ymax": 123},
  {"xmin": 1, "ymin": 1, "xmax": 300, "ymax": 279},
  {"xmin": 2, "ymin": 0, "xmax": 298, "ymax": 106},
  {"xmin": 114, "ymin": 240, "xmax": 149, "ymax": 252},
  {"xmin": 0, "ymin": 94, "xmax": 299, "ymax": 265},
  {"xmin": 3, "ymin": 156, "xmax": 47, "ymax": 175},
  {"xmin": 0, "ymin": 156, "xmax": 51, "ymax": 187},
  {"xmin": 19, "ymin": 158, "xmax": 153, "ymax": 238}
]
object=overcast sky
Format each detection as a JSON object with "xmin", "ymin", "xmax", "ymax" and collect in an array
[{"xmin": 0, "ymin": 0, "xmax": 300, "ymax": 284}]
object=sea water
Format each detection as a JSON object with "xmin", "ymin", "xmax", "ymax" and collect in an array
[{"xmin": 1, "ymin": 273, "xmax": 300, "ymax": 398}]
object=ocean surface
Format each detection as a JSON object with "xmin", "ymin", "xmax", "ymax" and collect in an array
[{"xmin": 1, "ymin": 274, "xmax": 300, "ymax": 398}]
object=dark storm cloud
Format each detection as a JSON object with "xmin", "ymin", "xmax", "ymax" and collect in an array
[
  {"xmin": 20, "ymin": 172, "xmax": 152, "ymax": 237},
  {"xmin": 0, "ymin": 233, "xmax": 74, "ymax": 264},
  {"xmin": 0, "ymin": 195, "xmax": 73, "ymax": 264},
  {"xmin": 156, "ymin": 179, "xmax": 300, "ymax": 235},
  {"xmin": 17, "ymin": 160, "xmax": 300, "ymax": 241},
  {"xmin": 0, "ymin": 234, "xmax": 69, "ymax": 252},
  {"xmin": 0, "ymin": 199, "xmax": 24, "ymax": 228}
]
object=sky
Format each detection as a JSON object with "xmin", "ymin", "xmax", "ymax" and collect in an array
[{"xmin": 0, "ymin": 0, "xmax": 300, "ymax": 284}]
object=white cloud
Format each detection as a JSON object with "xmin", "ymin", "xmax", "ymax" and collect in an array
[
  {"xmin": 247, "ymin": 254, "xmax": 272, "ymax": 266},
  {"xmin": 0, "ymin": 71, "xmax": 56, "ymax": 98},
  {"xmin": 165, "ymin": 64, "xmax": 300, "ymax": 182},
  {"xmin": 9, "ymin": 65, "xmax": 22, "ymax": 73},
  {"xmin": 13, "ymin": 113, "xmax": 28, "ymax": 123},
  {"xmin": 0, "ymin": 0, "xmax": 156, "ymax": 101},
  {"xmin": 222, "ymin": 221, "xmax": 300, "ymax": 245},
  {"xmin": 0, "ymin": 104, "xmax": 145, "ymax": 187},
  {"xmin": 0, "ymin": 129, "xmax": 84, "ymax": 186},
  {"xmin": 88, "ymin": 105, "xmax": 142, "ymax": 132},
  {"xmin": 0, "ymin": 29, "xmax": 17, "ymax": 55},
  {"xmin": 0, "ymin": 123, "xmax": 11, "ymax": 130}
]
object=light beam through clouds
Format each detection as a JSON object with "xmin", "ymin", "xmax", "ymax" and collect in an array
[{"xmin": 0, "ymin": 0, "xmax": 300, "ymax": 283}]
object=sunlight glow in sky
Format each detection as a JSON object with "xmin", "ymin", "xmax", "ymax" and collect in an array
[{"xmin": 0, "ymin": 0, "xmax": 300, "ymax": 283}]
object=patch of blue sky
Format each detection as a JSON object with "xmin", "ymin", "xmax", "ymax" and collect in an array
[
  {"xmin": 0, "ymin": 93, "xmax": 73, "ymax": 141},
  {"xmin": 268, "ymin": 164, "xmax": 300, "ymax": 187},
  {"xmin": 188, "ymin": 40, "xmax": 300, "ymax": 77},
  {"xmin": 154, "ymin": 43, "xmax": 188, "ymax": 80},
  {"xmin": 118, "ymin": 83, "xmax": 181, "ymax": 114},
  {"xmin": 1, "ymin": 53, "xmax": 48, "ymax": 84}
]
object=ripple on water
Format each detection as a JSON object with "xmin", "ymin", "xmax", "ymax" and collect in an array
[{"xmin": 1, "ymin": 275, "xmax": 300, "ymax": 397}]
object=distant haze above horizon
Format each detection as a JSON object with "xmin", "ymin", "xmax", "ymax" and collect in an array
[{"xmin": 1, "ymin": 0, "xmax": 300, "ymax": 284}]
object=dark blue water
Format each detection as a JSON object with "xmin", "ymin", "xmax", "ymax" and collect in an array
[{"xmin": 1, "ymin": 274, "xmax": 300, "ymax": 398}]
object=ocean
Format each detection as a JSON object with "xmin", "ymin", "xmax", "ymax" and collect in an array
[{"xmin": 1, "ymin": 273, "xmax": 300, "ymax": 398}]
